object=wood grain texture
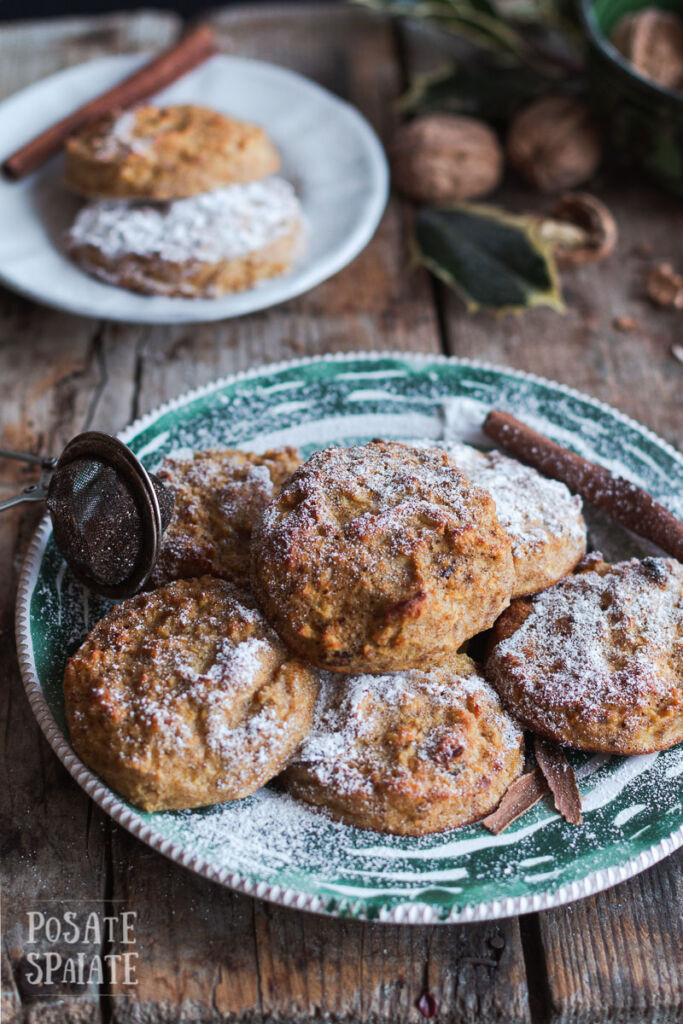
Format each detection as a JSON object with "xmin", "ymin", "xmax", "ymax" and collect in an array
[
  {"xmin": 107, "ymin": 822, "xmax": 530, "ymax": 1024},
  {"xmin": 0, "ymin": 11, "xmax": 181, "ymax": 98},
  {"xmin": 0, "ymin": 13, "xmax": 180, "ymax": 1024},
  {"xmin": 538, "ymin": 851, "xmax": 682, "ymax": 1024}
]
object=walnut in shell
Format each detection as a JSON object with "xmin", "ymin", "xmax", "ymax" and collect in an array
[
  {"xmin": 390, "ymin": 113, "xmax": 503, "ymax": 204},
  {"xmin": 611, "ymin": 7, "xmax": 683, "ymax": 92},
  {"xmin": 506, "ymin": 96, "xmax": 602, "ymax": 193}
]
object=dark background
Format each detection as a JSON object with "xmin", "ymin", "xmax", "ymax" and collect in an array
[{"xmin": 0, "ymin": 0, "xmax": 266, "ymax": 20}]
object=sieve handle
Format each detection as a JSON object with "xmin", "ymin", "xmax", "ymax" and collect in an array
[
  {"xmin": 0, "ymin": 449, "xmax": 55, "ymax": 512},
  {"xmin": 0, "ymin": 447, "xmax": 56, "ymax": 468},
  {"xmin": 0, "ymin": 482, "xmax": 49, "ymax": 511}
]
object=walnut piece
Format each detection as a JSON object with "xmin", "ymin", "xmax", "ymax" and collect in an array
[
  {"xmin": 390, "ymin": 113, "xmax": 503, "ymax": 204},
  {"xmin": 646, "ymin": 262, "xmax": 683, "ymax": 308},
  {"xmin": 611, "ymin": 7, "xmax": 683, "ymax": 92},
  {"xmin": 613, "ymin": 315, "xmax": 640, "ymax": 333},
  {"xmin": 506, "ymin": 96, "xmax": 602, "ymax": 193}
]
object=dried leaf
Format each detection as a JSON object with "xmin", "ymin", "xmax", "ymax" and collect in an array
[
  {"xmin": 413, "ymin": 203, "xmax": 564, "ymax": 313},
  {"xmin": 356, "ymin": 0, "xmax": 528, "ymax": 60}
]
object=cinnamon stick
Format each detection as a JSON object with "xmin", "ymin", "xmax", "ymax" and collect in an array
[
  {"xmin": 482, "ymin": 768, "xmax": 548, "ymax": 834},
  {"xmin": 533, "ymin": 737, "xmax": 582, "ymax": 825},
  {"xmin": 484, "ymin": 410, "xmax": 683, "ymax": 562},
  {"xmin": 2, "ymin": 24, "xmax": 218, "ymax": 180}
]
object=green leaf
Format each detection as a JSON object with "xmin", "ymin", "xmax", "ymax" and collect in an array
[
  {"xmin": 397, "ymin": 61, "xmax": 561, "ymax": 121},
  {"xmin": 413, "ymin": 204, "xmax": 565, "ymax": 313}
]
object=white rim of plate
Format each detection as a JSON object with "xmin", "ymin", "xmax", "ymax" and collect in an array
[
  {"xmin": 15, "ymin": 351, "xmax": 683, "ymax": 924},
  {"xmin": 0, "ymin": 54, "xmax": 389, "ymax": 324}
]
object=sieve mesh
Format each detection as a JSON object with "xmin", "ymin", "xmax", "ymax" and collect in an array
[
  {"xmin": 47, "ymin": 457, "xmax": 142, "ymax": 588},
  {"xmin": 3, "ymin": 431, "xmax": 174, "ymax": 597}
]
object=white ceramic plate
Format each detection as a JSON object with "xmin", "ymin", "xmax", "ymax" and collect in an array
[{"xmin": 0, "ymin": 54, "xmax": 388, "ymax": 323}]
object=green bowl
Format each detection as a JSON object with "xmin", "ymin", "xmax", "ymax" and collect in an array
[{"xmin": 580, "ymin": 0, "xmax": 683, "ymax": 193}]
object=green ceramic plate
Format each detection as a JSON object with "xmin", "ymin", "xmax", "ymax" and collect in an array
[{"xmin": 15, "ymin": 353, "xmax": 683, "ymax": 923}]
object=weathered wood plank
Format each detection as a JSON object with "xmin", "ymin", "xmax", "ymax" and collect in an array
[
  {"xmin": 107, "ymin": 825, "xmax": 531, "ymax": 1024},
  {"xmin": 0, "ymin": 11, "xmax": 181, "ymax": 99},
  {"xmin": 1, "ymin": 7, "xmax": 678, "ymax": 1024},
  {"xmin": 0, "ymin": 13, "xmax": 180, "ymax": 1024},
  {"xmin": 539, "ymin": 851, "xmax": 682, "ymax": 1024}
]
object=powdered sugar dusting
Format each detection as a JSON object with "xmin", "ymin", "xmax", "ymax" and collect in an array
[
  {"xmin": 491, "ymin": 558, "xmax": 683, "ymax": 723},
  {"xmin": 67, "ymin": 177, "xmax": 301, "ymax": 264},
  {"xmin": 151, "ymin": 626, "xmax": 288, "ymax": 784},
  {"xmin": 152, "ymin": 447, "xmax": 300, "ymax": 587},
  {"xmin": 102, "ymin": 110, "xmax": 154, "ymax": 158},
  {"xmin": 164, "ymin": 449, "xmax": 276, "ymax": 526},
  {"xmin": 292, "ymin": 664, "xmax": 523, "ymax": 797},
  {"xmin": 259, "ymin": 440, "xmax": 482, "ymax": 570},
  {"xmin": 437, "ymin": 441, "xmax": 586, "ymax": 556}
]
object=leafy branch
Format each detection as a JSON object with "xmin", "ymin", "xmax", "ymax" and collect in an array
[{"xmin": 355, "ymin": 0, "xmax": 583, "ymax": 76}]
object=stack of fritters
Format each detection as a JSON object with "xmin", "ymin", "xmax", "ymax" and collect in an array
[{"xmin": 64, "ymin": 104, "xmax": 304, "ymax": 297}]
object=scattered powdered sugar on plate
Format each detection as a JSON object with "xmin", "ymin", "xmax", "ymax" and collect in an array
[
  {"xmin": 163, "ymin": 788, "xmax": 358, "ymax": 880},
  {"xmin": 67, "ymin": 176, "xmax": 302, "ymax": 264}
]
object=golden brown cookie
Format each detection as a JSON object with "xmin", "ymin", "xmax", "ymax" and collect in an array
[
  {"xmin": 63, "ymin": 577, "xmax": 319, "ymax": 812},
  {"xmin": 282, "ymin": 654, "xmax": 524, "ymax": 835},
  {"xmin": 439, "ymin": 441, "xmax": 586, "ymax": 597},
  {"xmin": 66, "ymin": 178, "xmax": 304, "ymax": 298},
  {"xmin": 64, "ymin": 105, "xmax": 281, "ymax": 200},
  {"xmin": 150, "ymin": 446, "xmax": 301, "ymax": 589},
  {"xmin": 485, "ymin": 557, "xmax": 683, "ymax": 754},
  {"xmin": 251, "ymin": 440, "xmax": 514, "ymax": 672}
]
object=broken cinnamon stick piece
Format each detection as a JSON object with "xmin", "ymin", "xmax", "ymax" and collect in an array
[
  {"xmin": 2, "ymin": 24, "xmax": 218, "ymax": 180},
  {"xmin": 482, "ymin": 767, "xmax": 548, "ymax": 834},
  {"xmin": 533, "ymin": 737, "xmax": 582, "ymax": 825},
  {"xmin": 483, "ymin": 410, "xmax": 683, "ymax": 562}
]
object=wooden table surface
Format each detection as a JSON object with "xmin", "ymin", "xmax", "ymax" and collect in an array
[{"xmin": 0, "ymin": 5, "xmax": 681, "ymax": 1023}]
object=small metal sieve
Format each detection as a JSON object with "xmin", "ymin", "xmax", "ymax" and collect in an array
[{"xmin": 0, "ymin": 431, "xmax": 174, "ymax": 597}]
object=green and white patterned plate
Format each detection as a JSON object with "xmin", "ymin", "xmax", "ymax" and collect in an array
[{"xmin": 15, "ymin": 353, "xmax": 683, "ymax": 923}]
